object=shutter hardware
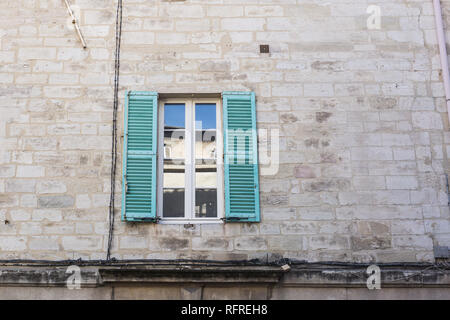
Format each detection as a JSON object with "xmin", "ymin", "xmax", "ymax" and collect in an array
[
  {"xmin": 123, "ymin": 216, "xmax": 160, "ymax": 223},
  {"xmin": 138, "ymin": 217, "xmax": 161, "ymax": 223},
  {"xmin": 221, "ymin": 217, "xmax": 250, "ymax": 222}
]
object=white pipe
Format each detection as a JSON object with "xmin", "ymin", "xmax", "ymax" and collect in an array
[
  {"xmin": 433, "ymin": 0, "xmax": 450, "ymax": 123},
  {"xmin": 63, "ymin": 0, "xmax": 87, "ymax": 49}
]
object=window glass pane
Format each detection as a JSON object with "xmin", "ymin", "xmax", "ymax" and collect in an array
[
  {"xmin": 163, "ymin": 104, "xmax": 185, "ymax": 218},
  {"xmin": 195, "ymin": 103, "xmax": 217, "ymax": 218}
]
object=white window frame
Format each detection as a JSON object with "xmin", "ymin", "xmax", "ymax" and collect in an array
[{"xmin": 157, "ymin": 98, "xmax": 224, "ymax": 224}]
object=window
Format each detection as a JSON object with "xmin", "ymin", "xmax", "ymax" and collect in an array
[
  {"xmin": 122, "ymin": 91, "xmax": 260, "ymax": 224},
  {"xmin": 157, "ymin": 99, "xmax": 224, "ymax": 223}
]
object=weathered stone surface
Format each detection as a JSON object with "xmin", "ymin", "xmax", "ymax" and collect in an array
[
  {"xmin": 235, "ymin": 237, "xmax": 268, "ymax": 251},
  {"xmin": 192, "ymin": 238, "xmax": 232, "ymax": 251},
  {"xmin": 153, "ymin": 238, "xmax": 190, "ymax": 251},
  {"xmin": 0, "ymin": 236, "xmax": 27, "ymax": 251},
  {"xmin": 29, "ymin": 236, "xmax": 59, "ymax": 251},
  {"xmin": 351, "ymin": 237, "xmax": 392, "ymax": 251},
  {"xmin": 294, "ymin": 165, "xmax": 316, "ymax": 179},
  {"xmin": 119, "ymin": 236, "xmax": 148, "ymax": 249},
  {"xmin": 280, "ymin": 221, "xmax": 319, "ymax": 235},
  {"xmin": 5, "ymin": 180, "xmax": 36, "ymax": 193},
  {"xmin": 369, "ymin": 97, "xmax": 397, "ymax": 110},
  {"xmin": 36, "ymin": 181, "xmax": 67, "ymax": 194},
  {"xmin": 62, "ymin": 236, "xmax": 103, "ymax": 251},
  {"xmin": 0, "ymin": 0, "xmax": 448, "ymax": 264},
  {"xmin": 38, "ymin": 196, "xmax": 74, "ymax": 208}
]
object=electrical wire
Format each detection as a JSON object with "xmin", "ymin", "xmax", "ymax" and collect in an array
[
  {"xmin": 106, "ymin": 0, "xmax": 123, "ymax": 261},
  {"xmin": 0, "ymin": 258, "xmax": 270, "ymax": 268},
  {"xmin": 0, "ymin": 258, "xmax": 448, "ymax": 269}
]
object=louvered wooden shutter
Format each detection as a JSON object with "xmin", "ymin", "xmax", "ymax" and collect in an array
[
  {"xmin": 122, "ymin": 91, "xmax": 158, "ymax": 222},
  {"xmin": 223, "ymin": 91, "xmax": 260, "ymax": 222}
]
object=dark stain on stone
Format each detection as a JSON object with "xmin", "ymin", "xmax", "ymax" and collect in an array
[
  {"xmin": 351, "ymin": 236, "xmax": 391, "ymax": 251},
  {"xmin": 214, "ymin": 73, "xmax": 232, "ymax": 81},
  {"xmin": 241, "ymin": 224, "xmax": 258, "ymax": 234},
  {"xmin": 287, "ymin": 139, "xmax": 297, "ymax": 150},
  {"xmin": 200, "ymin": 61, "xmax": 231, "ymax": 72},
  {"xmin": 315, "ymin": 112, "xmax": 332, "ymax": 123},
  {"xmin": 359, "ymin": 221, "xmax": 390, "ymax": 235},
  {"xmin": 311, "ymin": 61, "xmax": 343, "ymax": 71},
  {"xmin": 232, "ymin": 74, "xmax": 247, "ymax": 80},
  {"xmin": 204, "ymin": 238, "xmax": 229, "ymax": 248},
  {"xmin": 320, "ymin": 152, "xmax": 338, "ymax": 163},
  {"xmin": 304, "ymin": 138, "xmax": 320, "ymax": 148},
  {"xmin": 80, "ymin": 155, "xmax": 89, "ymax": 165},
  {"xmin": 369, "ymin": 97, "xmax": 397, "ymax": 110},
  {"xmin": 93, "ymin": 155, "xmax": 102, "ymax": 166},
  {"xmin": 236, "ymin": 236, "xmax": 266, "ymax": 248},
  {"xmin": 294, "ymin": 165, "xmax": 316, "ymax": 178},
  {"xmin": 281, "ymin": 113, "xmax": 298, "ymax": 123},
  {"xmin": 322, "ymin": 99, "xmax": 337, "ymax": 108},
  {"xmin": 304, "ymin": 178, "xmax": 351, "ymax": 192},
  {"xmin": 262, "ymin": 194, "xmax": 288, "ymax": 205},
  {"xmin": 37, "ymin": 195, "xmax": 74, "ymax": 208},
  {"xmin": 160, "ymin": 238, "xmax": 189, "ymax": 250}
]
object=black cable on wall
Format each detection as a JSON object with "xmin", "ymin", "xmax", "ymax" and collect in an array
[{"xmin": 107, "ymin": 0, "xmax": 123, "ymax": 261}]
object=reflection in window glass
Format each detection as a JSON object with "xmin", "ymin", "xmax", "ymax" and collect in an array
[
  {"xmin": 163, "ymin": 104, "xmax": 185, "ymax": 218},
  {"xmin": 195, "ymin": 104, "xmax": 217, "ymax": 218}
]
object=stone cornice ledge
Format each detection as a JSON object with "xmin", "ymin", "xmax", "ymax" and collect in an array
[
  {"xmin": 0, "ymin": 262, "xmax": 449, "ymax": 288},
  {"xmin": 0, "ymin": 266, "xmax": 100, "ymax": 287},
  {"xmin": 283, "ymin": 264, "xmax": 450, "ymax": 288},
  {"xmin": 100, "ymin": 265, "xmax": 285, "ymax": 284},
  {"xmin": 0, "ymin": 265, "xmax": 286, "ymax": 287}
]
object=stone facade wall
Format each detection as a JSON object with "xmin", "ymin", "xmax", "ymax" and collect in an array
[{"xmin": 0, "ymin": 0, "xmax": 449, "ymax": 263}]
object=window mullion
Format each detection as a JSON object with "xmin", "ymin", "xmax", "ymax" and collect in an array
[
  {"xmin": 184, "ymin": 100, "xmax": 190, "ymax": 220},
  {"xmin": 185, "ymin": 100, "xmax": 195, "ymax": 220},
  {"xmin": 191, "ymin": 100, "xmax": 196, "ymax": 220}
]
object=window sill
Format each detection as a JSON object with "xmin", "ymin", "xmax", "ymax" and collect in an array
[{"xmin": 157, "ymin": 218, "xmax": 223, "ymax": 225}]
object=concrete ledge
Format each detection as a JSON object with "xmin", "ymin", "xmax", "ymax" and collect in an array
[
  {"xmin": 283, "ymin": 263, "xmax": 450, "ymax": 288},
  {"xmin": 100, "ymin": 265, "xmax": 285, "ymax": 284},
  {"xmin": 0, "ymin": 266, "xmax": 100, "ymax": 287},
  {"xmin": 0, "ymin": 261, "xmax": 448, "ymax": 288}
]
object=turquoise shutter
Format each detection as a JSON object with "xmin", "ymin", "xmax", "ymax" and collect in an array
[
  {"xmin": 223, "ymin": 91, "xmax": 260, "ymax": 222},
  {"xmin": 122, "ymin": 91, "xmax": 158, "ymax": 222}
]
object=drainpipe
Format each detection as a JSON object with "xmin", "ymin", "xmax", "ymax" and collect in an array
[{"xmin": 433, "ymin": 0, "xmax": 450, "ymax": 123}]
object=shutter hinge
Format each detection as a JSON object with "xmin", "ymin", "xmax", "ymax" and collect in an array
[
  {"xmin": 125, "ymin": 216, "xmax": 161, "ymax": 223},
  {"xmin": 140, "ymin": 217, "xmax": 161, "ymax": 223},
  {"xmin": 221, "ymin": 217, "xmax": 248, "ymax": 222}
]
